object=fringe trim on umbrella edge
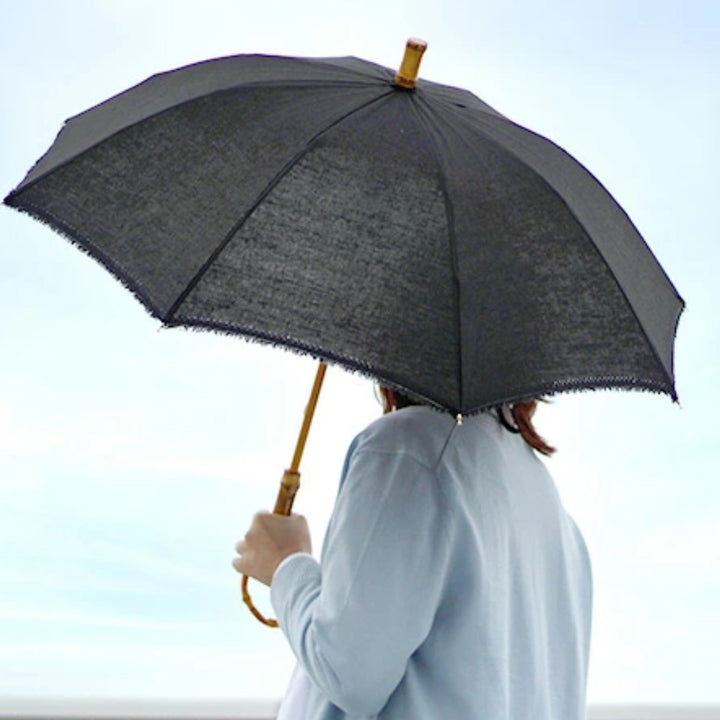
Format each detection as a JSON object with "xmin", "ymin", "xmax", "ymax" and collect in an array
[{"xmin": 3, "ymin": 195, "xmax": 682, "ymax": 415}]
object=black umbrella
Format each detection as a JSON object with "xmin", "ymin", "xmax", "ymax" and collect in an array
[
  {"xmin": 3, "ymin": 41, "xmax": 683, "ymax": 414},
  {"xmin": 3, "ymin": 39, "xmax": 683, "ymax": 623}
]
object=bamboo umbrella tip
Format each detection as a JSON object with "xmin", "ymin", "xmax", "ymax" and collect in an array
[{"xmin": 394, "ymin": 38, "xmax": 428, "ymax": 89}]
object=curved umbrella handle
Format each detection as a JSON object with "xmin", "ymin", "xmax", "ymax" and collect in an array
[
  {"xmin": 241, "ymin": 362, "xmax": 327, "ymax": 627},
  {"xmin": 241, "ymin": 574, "xmax": 279, "ymax": 627}
]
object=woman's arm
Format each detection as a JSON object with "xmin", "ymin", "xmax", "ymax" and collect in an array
[{"xmin": 269, "ymin": 447, "xmax": 452, "ymax": 716}]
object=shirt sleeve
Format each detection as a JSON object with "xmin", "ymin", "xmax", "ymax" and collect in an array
[{"xmin": 270, "ymin": 443, "xmax": 452, "ymax": 716}]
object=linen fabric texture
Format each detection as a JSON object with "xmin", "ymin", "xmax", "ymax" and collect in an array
[
  {"xmin": 270, "ymin": 406, "xmax": 592, "ymax": 720},
  {"xmin": 5, "ymin": 54, "xmax": 683, "ymax": 414}
]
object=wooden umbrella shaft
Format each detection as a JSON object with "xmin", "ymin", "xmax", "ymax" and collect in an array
[
  {"xmin": 273, "ymin": 360, "xmax": 327, "ymax": 515},
  {"xmin": 242, "ymin": 361, "xmax": 327, "ymax": 627},
  {"xmin": 243, "ymin": 37, "xmax": 425, "ymax": 626}
]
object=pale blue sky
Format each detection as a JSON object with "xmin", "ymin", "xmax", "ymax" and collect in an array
[{"xmin": 1, "ymin": 0, "xmax": 718, "ymax": 707}]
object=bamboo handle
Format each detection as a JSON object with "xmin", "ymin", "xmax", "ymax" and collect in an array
[
  {"xmin": 273, "ymin": 469, "xmax": 301, "ymax": 515},
  {"xmin": 241, "ymin": 574, "xmax": 279, "ymax": 627},
  {"xmin": 394, "ymin": 38, "xmax": 427, "ymax": 89},
  {"xmin": 242, "ymin": 362, "xmax": 327, "ymax": 627}
]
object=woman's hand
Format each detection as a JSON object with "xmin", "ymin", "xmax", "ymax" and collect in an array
[{"xmin": 233, "ymin": 512, "xmax": 312, "ymax": 586}]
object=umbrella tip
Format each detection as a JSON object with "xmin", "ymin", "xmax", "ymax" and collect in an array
[{"xmin": 394, "ymin": 38, "xmax": 427, "ymax": 89}]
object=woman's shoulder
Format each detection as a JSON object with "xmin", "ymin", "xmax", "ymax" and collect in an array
[
  {"xmin": 352, "ymin": 405, "xmax": 528, "ymax": 471},
  {"xmin": 351, "ymin": 406, "xmax": 464, "ymax": 468}
]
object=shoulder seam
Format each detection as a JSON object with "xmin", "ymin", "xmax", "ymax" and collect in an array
[
  {"xmin": 433, "ymin": 421, "xmax": 459, "ymax": 473},
  {"xmin": 351, "ymin": 416, "xmax": 458, "ymax": 474}
]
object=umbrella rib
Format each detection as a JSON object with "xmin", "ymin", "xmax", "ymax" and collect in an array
[
  {"xmin": 163, "ymin": 88, "xmax": 397, "ymax": 323},
  {"xmin": 5, "ymin": 69, "xmax": 391, "ymax": 198},
  {"xmin": 410, "ymin": 92, "xmax": 465, "ymax": 410},
  {"xmin": 483, "ymin": 117, "xmax": 683, "ymax": 394},
  {"xmin": 417, "ymin": 99, "xmax": 683, "ymax": 400}
]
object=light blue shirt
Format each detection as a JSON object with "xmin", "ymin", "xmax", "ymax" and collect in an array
[{"xmin": 271, "ymin": 406, "xmax": 592, "ymax": 719}]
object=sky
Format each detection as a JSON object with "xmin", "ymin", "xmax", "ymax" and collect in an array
[{"xmin": 1, "ymin": 0, "xmax": 719, "ymax": 710}]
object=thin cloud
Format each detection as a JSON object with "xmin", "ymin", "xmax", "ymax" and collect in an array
[{"xmin": 0, "ymin": 605, "xmax": 208, "ymax": 632}]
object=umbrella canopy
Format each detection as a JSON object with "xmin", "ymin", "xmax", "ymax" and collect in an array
[{"xmin": 3, "ymin": 49, "xmax": 684, "ymax": 415}]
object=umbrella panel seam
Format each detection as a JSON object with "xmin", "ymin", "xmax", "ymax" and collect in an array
[
  {"xmin": 438, "ymin": 107, "xmax": 684, "ymax": 391},
  {"xmin": 4, "ymin": 79, "xmax": 392, "ymax": 203},
  {"xmin": 410, "ymin": 93, "xmax": 465, "ymax": 410},
  {"xmin": 164, "ymin": 88, "xmax": 397, "ymax": 323}
]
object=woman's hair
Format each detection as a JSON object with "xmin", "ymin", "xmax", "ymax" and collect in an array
[
  {"xmin": 496, "ymin": 401, "xmax": 555, "ymax": 456},
  {"xmin": 379, "ymin": 387, "xmax": 555, "ymax": 456}
]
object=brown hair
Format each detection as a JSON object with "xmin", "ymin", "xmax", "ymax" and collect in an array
[
  {"xmin": 497, "ymin": 400, "xmax": 555, "ymax": 456},
  {"xmin": 379, "ymin": 387, "xmax": 555, "ymax": 456}
]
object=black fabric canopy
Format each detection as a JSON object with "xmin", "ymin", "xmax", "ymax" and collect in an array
[{"xmin": 4, "ymin": 53, "xmax": 684, "ymax": 414}]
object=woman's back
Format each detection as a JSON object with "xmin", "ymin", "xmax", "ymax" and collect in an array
[{"xmin": 272, "ymin": 406, "xmax": 592, "ymax": 719}]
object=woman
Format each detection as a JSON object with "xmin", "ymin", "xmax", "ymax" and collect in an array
[{"xmin": 233, "ymin": 390, "xmax": 592, "ymax": 720}]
